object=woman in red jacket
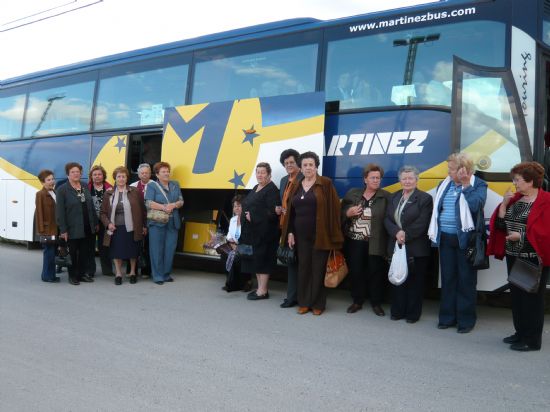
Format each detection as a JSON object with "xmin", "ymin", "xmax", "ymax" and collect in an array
[{"xmin": 488, "ymin": 161, "xmax": 550, "ymax": 351}]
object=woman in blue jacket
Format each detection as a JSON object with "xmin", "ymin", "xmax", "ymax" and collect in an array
[
  {"xmin": 145, "ymin": 162, "xmax": 184, "ymax": 285},
  {"xmin": 428, "ymin": 152, "xmax": 487, "ymax": 333}
]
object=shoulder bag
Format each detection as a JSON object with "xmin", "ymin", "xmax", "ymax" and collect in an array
[
  {"xmin": 147, "ymin": 181, "xmax": 170, "ymax": 224},
  {"xmin": 325, "ymin": 250, "xmax": 348, "ymax": 288},
  {"xmin": 508, "ymin": 257, "xmax": 542, "ymax": 293},
  {"xmin": 466, "ymin": 209, "xmax": 490, "ymax": 270}
]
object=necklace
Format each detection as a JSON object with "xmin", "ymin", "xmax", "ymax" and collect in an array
[{"xmin": 300, "ymin": 180, "xmax": 314, "ymax": 199}]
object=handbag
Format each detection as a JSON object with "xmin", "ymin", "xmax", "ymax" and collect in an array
[
  {"xmin": 39, "ymin": 235, "xmax": 57, "ymax": 245},
  {"xmin": 466, "ymin": 209, "xmax": 490, "ymax": 270},
  {"xmin": 146, "ymin": 181, "xmax": 171, "ymax": 223},
  {"xmin": 508, "ymin": 257, "xmax": 542, "ymax": 293},
  {"xmin": 324, "ymin": 250, "xmax": 348, "ymax": 288},
  {"xmin": 55, "ymin": 244, "xmax": 72, "ymax": 267},
  {"xmin": 277, "ymin": 245, "xmax": 296, "ymax": 265},
  {"xmin": 215, "ymin": 242, "xmax": 234, "ymax": 257},
  {"xmin": 236, "ymin": 243, "xmax": 253, "ymax": 256},
  {"xmin": 388, "ymin": 241, "xmax": 408, "ymax": 286}
]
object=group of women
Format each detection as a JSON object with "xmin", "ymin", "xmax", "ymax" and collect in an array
[
  {"xmin": 221, "ymin": 151, "xmax": 548, "ymax": 351},
  {"xmin": 35, "ymin": 153, "xmax": 549, "ymax": 351},
  {"xmin": 35, "ymin": 161, "xmax": 183, "ymax": 286}
]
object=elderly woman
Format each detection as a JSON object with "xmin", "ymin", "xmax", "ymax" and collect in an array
[
  {"xmin": 385, "ymin": 166, "xmax": 433, "ymax": 323},
  {"xmin": 488, "ymin": 162, "xmax": 550, "ymax": 351},
  {"xmin": 35, "ymin": 169, "xmax": 59, "ymax": 283},
  {"xmin": 145, "ymin": 162, "xmax": 184, "ymax": 285},
  {"xmin": 88, "ymin": 165, "xmax": 113, "ymax": 277},
  {"xmin": 239, "ymin": 162, "xmax": 281, "ymax": 300},
  {"xmin": 277, "ymin": 148, "xmax": 303, "ymax": 308},
  {"xmin": 130, "ymin": 163, "xmax": 152, "ymax": 278},
  {"xmin": 341, "ymin": 163, "xmax": 390, "ymax": 316},
  {"xmin": 100, "ymin": 166, "xmax": 146, "ymax": 285},
  {"xmin": 56, "ymin": 162, "xmax": 98, "ymax": 285},
  {"xmin": 428, "ymin": 153, "xmax": 487, "ymax": 333},
  {"xmin": 282, "ymin": 152, "xmax": 344, "ymax": 315}
]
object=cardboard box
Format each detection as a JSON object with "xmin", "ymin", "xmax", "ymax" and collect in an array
[{"xmin": 183, "ymin": 222, "xmax": 217, "ymax": 254}]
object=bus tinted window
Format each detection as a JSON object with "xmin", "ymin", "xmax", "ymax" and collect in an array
[
  {"xmin": 192, "ymin": 44, "xmax": 318, "ymax": 104},
  {"xmin": 0, "ymin": 91, "xmax": 25, "ymax": 140},
  {"xmin": 544, "ymin": 19, "xmax": 550, "ymax": 45},
  {"xmin": 96, "ymin": 60, "xmax": 189, "ymax": 129},
  {"xmin": 24, "ymin": 80, "xmax": 95, "ymax": 137},
  {"xmin": 325, "ymin": 20, "xmax": 505, "ymax": 109}
]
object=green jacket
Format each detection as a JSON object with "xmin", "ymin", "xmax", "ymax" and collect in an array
[{"xmin": 341, "ymin": 187, "xmax": 390, "ymax": 257}]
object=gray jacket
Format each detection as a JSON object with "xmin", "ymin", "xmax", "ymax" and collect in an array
[{"xmin": 56, "ymin": 181, "xmax": 98, "ymax": 239}]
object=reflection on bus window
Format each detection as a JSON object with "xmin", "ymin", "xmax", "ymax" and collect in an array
[
  {"xmin": 96, "ymin": 63, "xmax": 188, "ymax": 130},
  {"xmin": 0, "ymin": 92, "xmax": 25, "ymax": 140},
  {"xmin": 24, "ymin": 81, "xmax": 94, "ymax": 137},
  {"xmin": 325, "ymin": 20, "xmax": 504, "ymax": 109},
  {"xmin": 192, "ymin": 44, "xmax": 317, "ymax": 104},
  {"xmin": 543, "ymin": 19, "xmax": 550, "ymax": 46},
  {"xmin": 459, "ymin": 74, "xmax": 521, "ymax": 173}
]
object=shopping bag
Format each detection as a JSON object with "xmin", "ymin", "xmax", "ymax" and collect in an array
[{"xmin": 388, "ymin": 241, "xmax": 408, "ymax": 286}]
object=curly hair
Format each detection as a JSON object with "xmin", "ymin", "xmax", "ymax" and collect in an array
[{"xmin": 510, "ymin": 161, "xmax": 545, "ymax": 189}]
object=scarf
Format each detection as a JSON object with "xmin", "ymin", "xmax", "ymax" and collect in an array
[
  {"xmin": 428, "ymin": 175, "xmax": 475, "ymax": 243},
  {"xmin": 110, "ymin": 187, "xmax": 134, "ymax": 232}
]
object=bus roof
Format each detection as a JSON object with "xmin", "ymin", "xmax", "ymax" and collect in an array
[{"xmin": 1, "ymin": 0, "xmax": 481, "ymax": 87}]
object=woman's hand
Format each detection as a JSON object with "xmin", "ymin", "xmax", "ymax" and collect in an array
[
  {"xmin": 245, "ymin": 211, "xmax": 251, "ymax": 222},
  {"xmin": 142, "ymin": 227, "xmax": 147, "ymax": 236},
  {"xmin": 346, "ymin": 205, "xmax": 362, "ymax": 218},
  {"xmin": 60, "ymin": 232, "xmax": 68, "ymax": 241},
  {"xmin": 396, "ymin": 230, "xmax": 406, "ymax": 245},
  {"xmin": 275, "ymin": 206, "xmax": 283, "ymax": 216},
  {"xmin": 108, "ymin": 223, "xmax": 116, "ymax": 232},
  {"xmin": 502, "ymin": 189, "xmax": 514, "ymax": 207},
  {"xmin": 288, "ymin": 233, "xmax": 295, "ymax": 249},
  {"xmin": 457, "ymin": 167, "xmax": 472, "ymax": 187},
  {"xmin": 165, "ymin": 203, "xmax": 176, "ymax": 213},
  {"xmin": 506, "ymin": 231, "xmax": 521, "ymax": 242}
]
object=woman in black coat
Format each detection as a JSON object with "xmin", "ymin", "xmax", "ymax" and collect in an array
[
  {"xmin": 384, "ymin": 166, "xmax": 433, "ymax": 323},
  {"xmin": 240, "ymin": 162, "xmax": 281, "ymax": 300}
]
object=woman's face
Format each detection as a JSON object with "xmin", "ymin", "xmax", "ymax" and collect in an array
[
  {"xmin": 400, "ymin": 171, "xmax": 418, "ymax": 192},
  {"xmin": 115, "ymin": 172, "xmax": 128, "ymax": 187},
  {"xmin": 91, "ymin": 169, "xmax": 104, "ymax": 185},
  {"xmin": 256, "ymin": 167, "xmax": 270, "ymax": 185},
  {"xmin": 447, "ymin": 161, "xmax": 460, "ymax": 184},
  {"xmin": 68, "ymin": 167, "xmax": 81, "ymax": 183},
  {"xmin": 233, "ymin": 201, "xmax": 242, "ymax": 216},
  {"xmin": 138, "ymin": 167, "xmax": 151, "ymax": 183},
  {"xmin": 301, "ymin": 158, "xmax": 317, "ymax": 178},
  {"xmin": 512, "ymin": 174, "xmax": 533, "ymax": 195},
  {"xmin": 283, "ymin": 156, "xmax": 299, "ymax": 177},
  {"xmin": 364, "ymin": 171, "xmax": 381, "ymax": 191},
  {"xmin": 157, "ymin": 167, "xmax": 170, "ymax": 182},
  {"xmin": 43, "ymin": 175, "xmax": 55, "ymax": 190}
]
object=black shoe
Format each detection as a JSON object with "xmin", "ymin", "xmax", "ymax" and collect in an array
[
  {"xmin": 247, "ymin": 292, "xmax": 269, "ymax": 300},
  {"xmin": 372, "ymin": 305, "xmax": 385, "ymax": 317},
  {"xmin": 510, "ymin": 342, "xmax": 540, "ymax": 352},
  {"xmin": 80, "ymin": 276, "xmax": 94, "ymax": 283},
  {"xmin": 437, "ymin": 323, "xmax": 456, "ymax": 329},
  {"xmin": 129, "ymin": 275, "xmax": 137, "ymax": 284},
  {"xmin": 247, "ymin": 290, "xmax": 257, "ymax": 297},
  {"xmin": 164, "ymin": 277, "xmax": 174, "ymax": 282},
  {"xmin": 242, "ymin": 281, "xmax": 252, "ymax": 293},
  {"xmin": 280, "ymin": 299, "xmax": 297, "ymax": 308},
  {"xmin": 503, "ymin": 334, "xmax": 521, "ymax": 344},
  {"xmin": 346, "ymin": 303, "xmax": 363, "ymax": 313},
  {"xmin": 457, "ymin": 326, "xmax": 473, "ymax": 334},
  {"xmin": 155, "ymin": 281, "xmax": 164, "ymax": 285},
  {"xmin": 69, "ymin": 278, "xmax": 80, "ymax": 285},
  {"xmin": 115, "ymin": 276, "xmax": 122, "ymax": 285},
  {"xmin": 391, "ymin": 315, "xmax": 403, "ymax": 321},
  {"xmin": 406, "ymin": 319, "xmax": 418, "ymax": 324},
  {"xmin": 42, "ymin": 277, "xmax": 61, "ymax": 283}
]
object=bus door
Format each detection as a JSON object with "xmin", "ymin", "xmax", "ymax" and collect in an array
[
  {"xmin": 127, "ymin": 132, "xmax": 163, "ymax": 183},
  {"xmin": 542, "ymin": 54, "xmax": 550, "ymax": 190},
  {"xmin": 451, "ymin": 56, "xmax": 532, "ymax": 291}
]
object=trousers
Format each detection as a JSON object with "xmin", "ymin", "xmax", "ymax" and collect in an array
[{"xmin": 148, "ymin": 223, "xmax": 178, "ymax": 282}]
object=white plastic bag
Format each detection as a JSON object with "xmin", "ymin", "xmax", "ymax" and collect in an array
[{"xmin": 388, "ymin": 241, "xmax": 408, "ymax": 286}]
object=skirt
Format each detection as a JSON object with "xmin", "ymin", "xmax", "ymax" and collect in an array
[{"xmin": 110, "ymin": 225, "xmax": 139, "ymax": 259}]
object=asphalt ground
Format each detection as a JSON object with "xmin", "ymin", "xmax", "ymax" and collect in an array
[{"xmin": 1, "ymin": 242, "xmax": 549, "ymax": 411}]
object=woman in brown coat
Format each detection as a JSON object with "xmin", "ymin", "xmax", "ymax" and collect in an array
[
  {"xmin": 100, "ymin": 166, "xmax": 146, "ymax": 285},
  {"xmin": 281, "ymin": 151, "xmax": 344, "ymax": 315},
  {"xmin": 35, "ymin": 169, "xmax": 59, "ymax": 282}
]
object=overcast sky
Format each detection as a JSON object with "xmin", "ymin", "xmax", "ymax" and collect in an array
[{"xmin": 0, "ymin": 0, "xmax": 428, "ymax": 80}]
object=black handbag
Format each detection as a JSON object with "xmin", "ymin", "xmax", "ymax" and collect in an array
[
  {"xmin": 277, "ymin": 245, "xmax": 296, "ymax": 265},
  {"xmin": 55, "ymin": 245, "xmax": 72, "ymax": 268},
  {"xmin": 215, "ymin": 242, "xmax": 233, "ymax": 257},
  {"xmin": 466, "ymin": 209, "xmax": 490, "ymax": 270},
  {"xmin": 508, "ymin": 257, "xmax": 542, "ymax": 293}
]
